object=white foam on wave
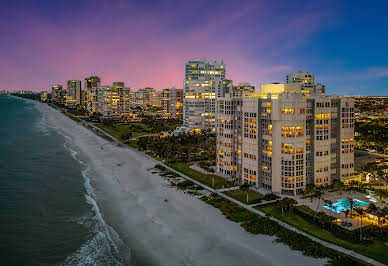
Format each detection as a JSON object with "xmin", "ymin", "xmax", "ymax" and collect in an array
[
  {"xmin": 59, "ymin": 132, "xmax": 130, "ymax": 266},
  {"xmin": 32, "ymin": 111, "xmax": 52, "ymax": 136}
]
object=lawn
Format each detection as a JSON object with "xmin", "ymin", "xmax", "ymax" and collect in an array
[
  {"xmin": 96, "ymin": 123, "xmax": 152, "ymax": 140},
  {"xmin": 168, "ymin": 162, "xmax": 232, "ymax": 189},
  {"xmin": 127, "ymin": 139, "xmax": 139, "ymax": 149},
  {"xmin": 224, "ymin": 189, "xmax": 264, "ymax": 204},
  {"xmin": 204, "ymin": 197, "xmax": 259, "ymax": 222},
  {"xmin": 256, "ymin": 203, "xmax": 388, "ymax": 265},
  {"xmin": 62, "ymin": 111, "xmax": 81, "ymax": 122}
]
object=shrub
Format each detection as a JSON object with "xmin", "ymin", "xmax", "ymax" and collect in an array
[{"xmin": 263, "ymin": 193, "xmax": 280, "ymax": 201}]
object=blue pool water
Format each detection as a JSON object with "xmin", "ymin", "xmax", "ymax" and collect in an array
[{"xmin": 323, "ymin": 198, "xmax": 368, "ymax": 213}]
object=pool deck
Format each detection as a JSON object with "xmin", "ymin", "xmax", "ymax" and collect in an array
[{"xmin": 295, "ymin": 190, "xmax": 383, "ymax": 231}]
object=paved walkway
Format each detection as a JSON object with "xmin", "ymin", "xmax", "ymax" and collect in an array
[
  {"xmin": 217, "ymin": 186, "xmax": 240, "ymax": 193},
  {"xmin": 249, "ymin": 199, "xmax": 279, "ymax": 207},
  {"xmin": 64, "ymin": 111, "xmax": 384, "ymax": 266}
]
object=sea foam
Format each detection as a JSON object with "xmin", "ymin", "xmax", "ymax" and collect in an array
[{"xmin": 59, "ymin": 132, "xmax": 129, "ymax": 266}]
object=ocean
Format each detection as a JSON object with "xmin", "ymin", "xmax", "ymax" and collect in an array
[{"xmin": 0, "ymin": 95, "xmax": 121, "ymax": 265}]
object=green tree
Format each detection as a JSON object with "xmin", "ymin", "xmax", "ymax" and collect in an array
[
  {"xmin": 312, "ymin": 187, "xmax": 323, "ymax": 222},
  {"xmin": 354, "ymin": 207, "xmax": 365, "ymax": 241}
]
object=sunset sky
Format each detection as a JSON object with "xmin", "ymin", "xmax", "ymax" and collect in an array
[{"xmin": 1, "ymin": 0, "xmax": 387, "ymax": 95}]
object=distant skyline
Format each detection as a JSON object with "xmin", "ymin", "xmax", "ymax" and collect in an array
[{"xmin": 0, "ymin": 0, "xmax": 387, "ymax": 95}]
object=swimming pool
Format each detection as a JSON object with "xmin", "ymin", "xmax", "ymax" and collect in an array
[{"xmin": 323, "ymin": 198, "xmax": 368, "ymax": 213}]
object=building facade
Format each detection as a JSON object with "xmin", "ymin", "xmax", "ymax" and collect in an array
[
  {"xmin": 216, "ymin": 82, "xmax": 354, "ymax": 195},
  {"xmin": 101, "ymin": 83, "xmax": 131, "ymax": 120},
  {"xmin": 65, "ymin": 80, "xmax": 82, "ymax": 107},
  {"xmin": 232, "ymin": 83, "xmax": 255, "ymax": 97},
  {"xmin": 85, "ymin": 76, "xmax": 101, "ymax": 113},
  {"xmin": 286, "ymin": 70, "xmax": 326, "ymax": 95},
  {"xmin": 183, "ymin": 59, "xmax": 231, "ymax": 131},
  {"xmin": 161, "ymin": 88, "xmax": 183, "ymax": 118},
  {"xmin": 40, "ymin": 91, "xmax": 48, "ymax": 102},
  {"xmin": 51, "ymin": 85, "xmax": 64, "ymax": 104}
]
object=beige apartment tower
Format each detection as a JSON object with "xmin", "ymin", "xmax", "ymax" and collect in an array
[
  {"xmin": 216, "ymin": 81, "xmax": 354, "ymax": 195},
  {"xmin": 161, "ymin": 88, "xmax": 183, "ymax": 118},
  {"xmin": 65, "ymin": 80, "xmax": 82, "ymax": 107}
]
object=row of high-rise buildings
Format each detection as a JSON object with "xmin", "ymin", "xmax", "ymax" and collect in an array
[
  {"xmin": 181, "ymin": 60, "xmax": 354, "ymax": 194},
  {"xmin": 47, "ymin": 77, "xmax": 183, "ymax": 119},
  {"xmin": 44, "ymin": 60, "xmax": 354, "ymax": 195}
]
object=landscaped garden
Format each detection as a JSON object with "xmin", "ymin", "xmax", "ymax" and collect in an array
[
  {"xmin": 96, "ymin": 122, "xmax": 152, "ymax": 139},
  {"xmin": 256, "ymin": 201, "xmax": 388, "ymax": 265},
  {"xmin": 202, "ymin": 196, "xmax": 367, "ymax": 266},
  {"xmin": 224, "ymin": 189, "xmax": 264, "ymax": 204},
  {"xmin": 168, "ymin": 162, "xmax": 232, "ymax": 189}
]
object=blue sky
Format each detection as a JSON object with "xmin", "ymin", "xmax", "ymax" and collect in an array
[{"xmin": 0, "ymin": 0, "xmax": 387, "ymax": 95}]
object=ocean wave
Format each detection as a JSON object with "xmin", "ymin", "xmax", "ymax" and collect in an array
[
  {"xmin": 59, "ymin": 133, "xmax": 129, "ymax": 266},
  {"xmin": 32, "ymin": 113, "xmax": 52, "ymax": 136}
]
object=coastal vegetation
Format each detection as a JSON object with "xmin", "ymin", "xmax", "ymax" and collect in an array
[
  {"xmin": 203, "ymin": 196, "xmax": 367, "ymax": 266},
  {"xmin": 256, "ymin": 201, "xmax": 388, "ymax": 265},
  {"xmin": 137, "ymin": 130, "xmax": 216, "ymax": 162},
  {"xmin": 96, "ymin": 117, "xmax": 181, "ymax": 141},
  {"xmin": 96, "ymin": 122, "xmax": 152, "ymax": 139}
]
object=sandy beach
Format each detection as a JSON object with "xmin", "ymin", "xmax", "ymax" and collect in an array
[{"xmin": 35, "ymin": 102, "xmax": 325, "ymax": 266}]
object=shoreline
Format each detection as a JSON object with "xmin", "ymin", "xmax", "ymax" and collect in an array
[{"xmin": 33, "ymin": 101, "xmax": 327, "ymax": 265}]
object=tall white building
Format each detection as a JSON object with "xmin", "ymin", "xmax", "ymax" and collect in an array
[
  {"xmin": 286, "ymin": 70, "xmax": 326, "ymax": 95},
  {"xmin": 161, "ymin": 88, "xmax": 183, "ymax": 118},
  {"xmin": 183, "ymin": 59, "xmax": 231, "ymax": 132},
  {"xmin": 216, "ymin": 78, "xmax": 354, "ymax": 195},
  {"xmin": 65, "ymin": 80, "xmax": 82, "ymax": 107}
]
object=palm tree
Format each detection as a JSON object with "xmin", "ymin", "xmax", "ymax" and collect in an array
[
  {"xmin": 344, "ymin": 209, "xmax": 350, "ymax": 223},
  {"xmin": 346, "ymin": 197, "xmax": 357, "ymax": 217},
  {"xmin": 354, "ymin": 207, "xmax": 365, "ymax": 241},
  {"xmin": 333, "ymin": 180, "xmax": 346, "ymax": 195},
  {"xmin": 304, "ymin": 185, "xmax": 315, "ymax": 202},
  {"xmin": 313, "ymin": 187, "xmax": 323, "ymax": 222},
  {"xmin": 367, "ymin": 203, "xmax": 378, "ymax": 226},
  {"xmin": 286, "ymin": 198, "xmax": 298, "ymax": 215},
  {"xmin": 374, "ymin": 189, "xmax": 387, "ymax": 205},
  {"xmin": 279, "ymin": 197, "xmax": 287, "ymax": 216},
  {"xmin": 375, "ymin": 208, "xmax": 385, "ymax": 236}
]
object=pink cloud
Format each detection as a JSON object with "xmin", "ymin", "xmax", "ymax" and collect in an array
[
  {"xmin": 0, "ymin": 1, "xmax": 334, "ymax": 91},
  {"xmin": 376, "ymin": 71, "xmax": 388, "ymax": 77}
]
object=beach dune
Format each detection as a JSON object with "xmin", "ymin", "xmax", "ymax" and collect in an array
[{"xmin": 37, "ymin": 102, "xmax": 325, "ymax": 266}]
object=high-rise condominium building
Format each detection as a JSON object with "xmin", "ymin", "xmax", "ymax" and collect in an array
[
  {"xmin": 132, "ymin": 87, "xmax": 161, "ymax": 108},
  {"xmin": 85, "ymin": 76, "xmax": 101, "ymax": 113},
  {"xmin": 286, "ymin": 70, "xmax": 326, "ymax": 95},
  {"xmin": 40, "ymin": 91, "xmax": 48, "ymax": 102},
  {"xmin": 216, "ymin": 79, "xmax": 354, "ymax": 196},
  {"xmin": 65, "ymin": 80, "xmax": 82, "ymax": 107},
  {"xmin": 161, "ymin": 88, "xmax": 183, "ymax": 118},
  {"xmin": 183, "ymin": 59, "xmax": 231, "ymax": 131},
  {"xmin": 101, "ymin": 82, "xmax": 131, "ymax": 120},
  {"xmin": 51, "ymin": 85, "xmax": 64, "ymax": 104},
  {"xmin": 231, "ymin": 83, "xmax": 255, "ymax": 97}
]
